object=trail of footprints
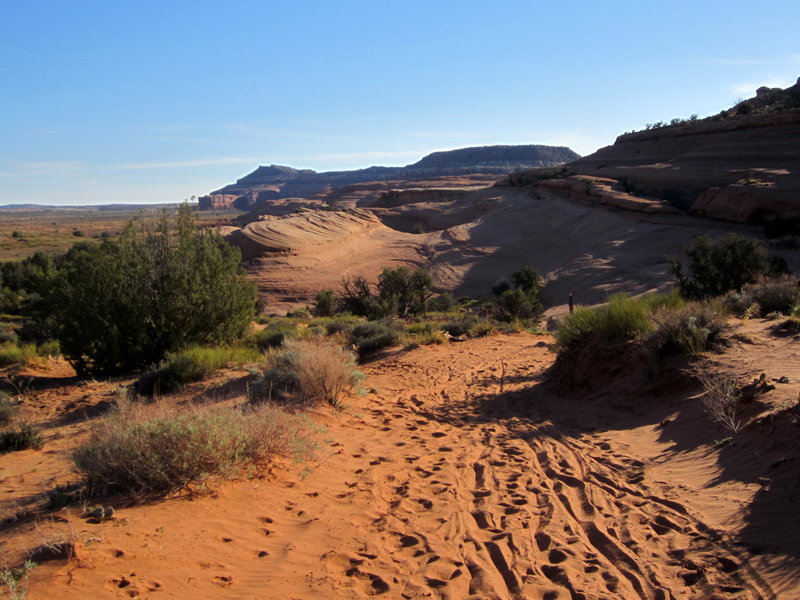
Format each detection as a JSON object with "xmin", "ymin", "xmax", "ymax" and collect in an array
[{"xmin": 332, "ymin": 358, "xmax": 771, "ymax": 599}]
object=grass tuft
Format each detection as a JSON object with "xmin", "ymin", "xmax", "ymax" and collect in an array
[
  {"xmin": 73, "ymin": 401, "xmax": 316, "ymax": 496},
  {"xmin": 250, "ymin": 340, "xmax": 363, "ymax": 408},
  {"xmin": 135, "ymin": 345, "xmax": 262, "ymax": 396},
  {"xmin": 0, "ymin": 423, "xmax": 44, "ymax": 454}
]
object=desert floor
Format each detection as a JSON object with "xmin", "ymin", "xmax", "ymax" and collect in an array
[{"xmin": 2, "ymin": 321, "xmax": 799, "ymax": 599}]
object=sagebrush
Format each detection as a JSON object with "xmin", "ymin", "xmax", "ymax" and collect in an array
[
  {"xmin": 250, "ymin": 340, "xmax": 363, "ymax": 408},
  {"xmin": 73, "ymin": 401, "xmax": 315, "ymax": 495}
]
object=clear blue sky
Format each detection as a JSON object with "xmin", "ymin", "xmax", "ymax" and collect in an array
[{"xmin": 2, "ymin": 0, "xmax": 798, "ymax": 205}]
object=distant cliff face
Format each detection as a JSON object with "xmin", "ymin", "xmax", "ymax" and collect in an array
[{"xmin": 198, "ymin": 144, "xmax": 579, "ymax": 210}]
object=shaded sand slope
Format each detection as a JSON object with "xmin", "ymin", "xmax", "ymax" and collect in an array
[
  {"xmin": 226, "ymin": 187, "xmax": 799, "ymax": 314},
  {"xmin": 5, "ymin": 325, "xmax": 799, "ymax": 598},
  {"xmin": 420, "ymin": 188, "xmax": 794, "ymax": 308}
]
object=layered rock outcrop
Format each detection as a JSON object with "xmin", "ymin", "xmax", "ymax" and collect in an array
[{"xmin": 506, "ymin": 81, "xmax": 800, "ymax": 231}]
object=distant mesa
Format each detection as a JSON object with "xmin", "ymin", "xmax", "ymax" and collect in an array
[{"xmin": 198, "ymin": 144, "xmax": 580, "ymax": 211}]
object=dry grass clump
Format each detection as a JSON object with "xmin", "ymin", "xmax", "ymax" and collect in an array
[
  {"xmin": 73, "ymin": 401, "xmax": 315, "ymax": 496},
  {"xmin": 0, "ymin": 392, "xmax": 15, "ymax": 427},
  {"xmin": 699, "ymin": 373, "xmax": 743, "ymax": 433},
  {"xmin": 724, "ymin": 275, "xmax": 800, "ymax": 317},
  {"xmin": 646, "ymin": 302, "xmax": 728, "ymax": 358},
  {"xmin": 250, "ymin": 340, "xmax": 363, "ymax": 409},
  {"xmin": 0, "ymin": 422, "xmax": 44, "ymax": 455}
]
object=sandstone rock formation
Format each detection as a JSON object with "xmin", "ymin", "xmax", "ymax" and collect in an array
[{"xmin": 505, "ymin": 81, "xmax": 800, "ymax": 231}]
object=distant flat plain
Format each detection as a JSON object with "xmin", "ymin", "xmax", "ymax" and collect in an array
[{"xmin": 0, "ymin": 205, "xmax": 241, "ymax": 261}]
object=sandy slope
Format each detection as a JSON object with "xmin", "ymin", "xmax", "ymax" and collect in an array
[
  {"xmin": 225, "ymin": 186, "xmax": 800, "ymax": 315},
  {"xmin": 3, "ymin": 325, "xmax": 798, "ymax": 599}
]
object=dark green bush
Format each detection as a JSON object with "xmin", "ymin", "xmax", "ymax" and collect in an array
[
  {"xmin": 349, "ymin": 320, "xmax": 400, "ymax": 359},
  {"xmin": 312, "ymin": 289, "xmax": 339, "ymax": 317},
  {"xmin": 672, "ymin": 234, "xmax": 769, "ymax": 299},
  {"xmin": 492, "ymin": 266, "xmax": 544, "ymax": 322},
  {"xmin": 340, "ymin": 267, "xmax": 433, "ymax": 319},
  {"xmin": 49, "ymin": 206, "xmax": 257, "ymax": 375},
  {"xmin": 355, "ymin": 331, "xmax": 398, "ymax": 359},
  {"xmin": 426, "ymin": 292, "xmax": 456, "ymax": 313},
  {"xmin": 443, "ymin": 315, "xmax": 478, "ymax": 337},
  {"xmin": 249, "ymin": 318, "xmax": 307, "ymax": 350},
  {"xmin": 494, "ymin": 288, "xmax": 541, "ymax": 321},
  {"xmin": 511, "ymin": 265, "xmax": 542, "ymax": 295},
  {"xmin": 0, "ymin": 423, "xmax": 44, "ymax": 454}
]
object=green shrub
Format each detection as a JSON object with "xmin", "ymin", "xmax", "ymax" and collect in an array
[
  {"xmin": 555, "ymin": 294, "xmax": 651, "ymax": 358},
  {"xmin": 340, "ymin": 267, "xmax": 433, "ymax": 319},
  {"xmin": 646, "ymin": 302, "xmax": 728, "ymax": 358},
  {"xmin": 640, "ymin": 289, "xmax": 686, "ymax": 312},
  {"xmin": 249, "ymin": 318, "xmax": 310, "ymax": 350},
  {"xmin": 37, "ymin": 339, "xmax": 60, "ymax": 357},
  {"xmin": 135, "ymin": 345, "xmax": 261, "ymax": 396},
  {"xmin": 49, "ymin": 205, "xmax": 257, "ymax": 376},
  {"xmin": 0, "ymin": 560, "xmax": 36, "ymax": 600},
  {"xmin": 511, "ymin": 265, "xmax": 543, "ymax": 295},
  {"xmin": 312, "ymin": 289, "xmax": 339, "ymax": 317},
  {"xmin": 405, "ymin": 321, "xmax": 440, "ymax": 335},
  {"xmin": 494, "ymin": 288, "xmax": 542, "ymax": 321},
  {"xmin": 73, "ymin": 402, "xmax": 314, "ymax": 495},
  {"xmin": 403, "ymin": 322, "xmax": 448, "ymax": 347},
  {"xmin": 672, "ymin": 234, "xmax": 769, "ymax": 299},
  {"xmin": 249, "ymin": 340, "xmax": 362, "ymax": 408},
  {"xmin": 286, "ymin": 307, "xmax": 311, "ymax": 319},
  {"xmin": 0, "ymin": 423, "xmax": 44, "ymax": 454},
  {"xmin": 323, "ymin": 317, "xmax": 358, "ymax": 338},
  {"xmin": 355, "ymin": 331, "xmax": 398, "ymax": 359},
  {"xmin": 405, "ymin": 329, "xmax": 447, "ymax": 348},
  {"xmin": 349, "ymin": 320, "xmax": 400, "ymax": 358},
  {"xmin": 492, "ymin": 266, "xmax": 544, "ymax": 322},
  {"xmin": 443, "ymin": 315, "xmax": 478, "ymax": 337},
  {"xmin": 426, "ymin": 292, "xmax": 456, "ymax": 313}
]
